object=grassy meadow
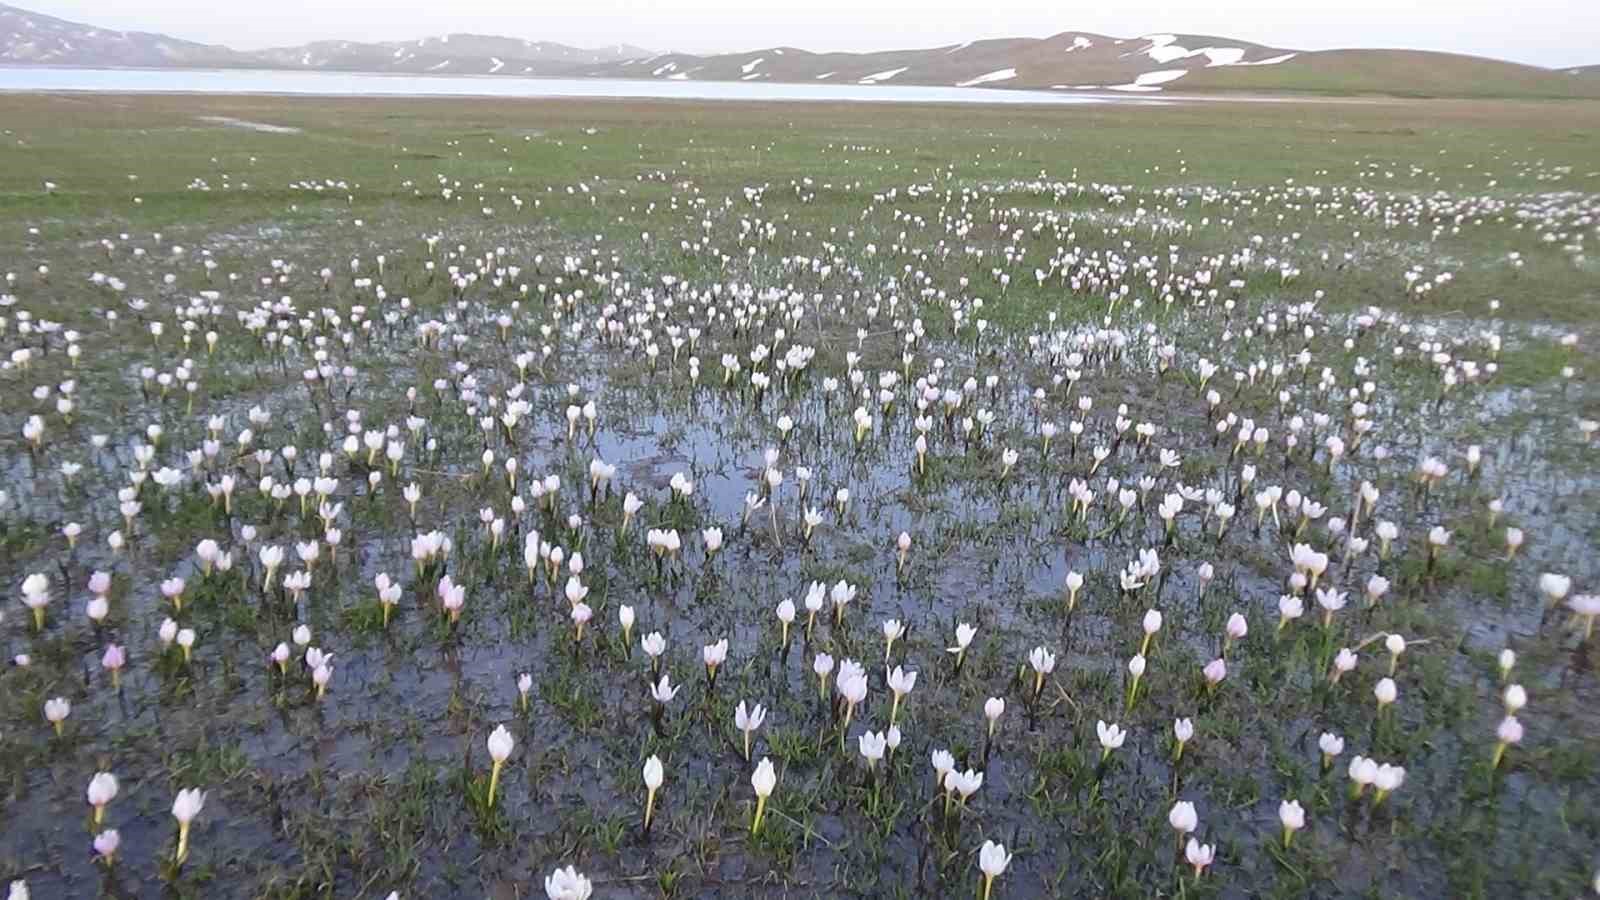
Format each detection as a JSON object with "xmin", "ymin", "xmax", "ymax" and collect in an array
[{"xmin": 0, "ymin": 91, "xmax": 1598, "ymax": 899}]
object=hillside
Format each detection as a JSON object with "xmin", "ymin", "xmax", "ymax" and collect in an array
[
  {"xmin": 1178, "ymin": 49, "xmax": 1600, "ymax": 99},
  {"xmin": 589, "ymin": 35, "xmax": 1600, "ymax": 99},
  {"xmin": 2, "ymin": 2, "xmax": 1596, "ymax": 99}
]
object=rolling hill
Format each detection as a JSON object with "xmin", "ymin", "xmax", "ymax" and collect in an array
[
  {"xmin": 2, "ymin": 2, "xmax": 1596, "ymax": 99},
  {"xmin": 1177, "ymin": 49, "xmax": 1600, "ymax": 98}
]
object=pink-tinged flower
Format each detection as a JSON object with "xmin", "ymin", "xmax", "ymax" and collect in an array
[
  {"xmin": 101, "ymin": 644, "xmax": 126, "ymax": 688},
  {"xmin": 93, "ymin": 829, "xmax": 120, "ymax": 864},
  {"xmin": 1225, "ymin": 612, "xmax": 1248, "ymax": 642}
]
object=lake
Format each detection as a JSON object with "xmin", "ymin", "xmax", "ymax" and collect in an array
[{"xmin": 0, "ymin": 66, "xmax": 1136, "ymax": 105}]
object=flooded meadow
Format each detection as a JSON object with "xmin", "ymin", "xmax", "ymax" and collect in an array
[{"xmin": 0, "ymin": 93, "xmax": 1598, "ymax": 898}]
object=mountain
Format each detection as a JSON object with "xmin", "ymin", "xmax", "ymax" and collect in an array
[
  {"xmin": 0, "ymin": 2, "xmax": 259, "ymax": 67},
  {"xmin": 599, "ymin": 33, "xmax": 1302, "ymax": 93},
  {"xmin": 0, "ymin": 4, "xmax": 647, "ymax": 76},
  {"xmin": 251, "ymin": 34, "xmax": 651, "ymax": 76},
  {"xmin": 2, "ymin": 2, "xmax": 1596, "ymax": 99}
]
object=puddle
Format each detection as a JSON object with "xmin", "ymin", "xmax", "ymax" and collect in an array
[{"xmin": 197, "ymin": 116, "xmax": 303, "ymax": 134}]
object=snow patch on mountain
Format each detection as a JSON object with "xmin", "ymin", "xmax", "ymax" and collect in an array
[
  {"xmin": 957, "ymin": 68, "xmax": 1017, "ymax": 87},
  {"xmin": 859, "ymin": 67, "xmax": 908, "ymax": 83}
]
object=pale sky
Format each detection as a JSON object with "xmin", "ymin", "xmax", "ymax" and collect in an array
[{"xmin": 21, "ymin": 0, "xmax": 1600, "ymax": 67}]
